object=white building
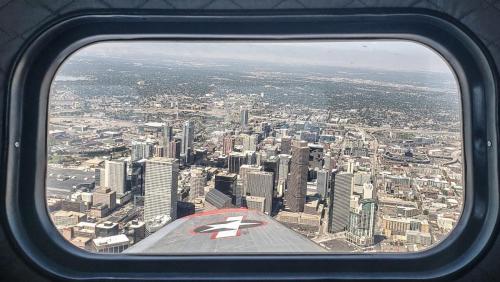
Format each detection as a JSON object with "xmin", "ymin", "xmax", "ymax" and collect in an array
[
  {"xmin": 104, "ymin": 160, "xmax": 127, "ymax": 195},
  {"xmin": 92, "ymin": 234, "xmax": 130, "ymax": 253},
  {"xmin": 363, "ymin": 183, "xmax": 374, "ymax": 199},
  {"xmin": 144, "ymin": 158, "xmax": 179, "ymax": 232}
]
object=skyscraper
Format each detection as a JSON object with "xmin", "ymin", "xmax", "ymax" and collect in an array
[
  {"xmin": 278, "ymin": 154, "xmax": 291, "ymax": 183},
  {"xmin": 193, "ymin": 149, "xmax": 207, "ymax": 166},
  {"xmin": 276, "ymin": 154, "xmax": 289, "ymax": 197},
  {"xmin": 104, "ymin": 160, "xmax": 127, "ymax": 195},
  {"xmin": 222, "ymin": 135, "xmax": 234, "ymax": 156},
  {"xmin": 262, "ymin": 156, "xmax": 279, "ymax": 192},
  {"xmin": 228, "ymin": 152, "xmax": 247, "ymax": 174},
  {"xmin": 130, "ymin": 161, "xmax": 145, "ymax": 196},
  {"xmin": 309, "ymin": 144, "xmax": 324, "ymax": 169},
  {"xmin": 181, "ymin": 120, "xmax": 194, "ymax": 163},
  {"xmin": 324, "ymin": 152, "xmax": 333, "ymax": 171},
  {"xmin": 285, "ymin": 140, "xmax": 309, "ymax": 212},
  {"xmin": 347, "ymin": 159, "xmax": 355, "ymax": 174},
  {"xmin": 154, "ymin": 145, "xmax": 165, "ymax": 157},
  {"xmin": 260, "ymin": 122, "xmax": 271, "ymax": 137},
  {"xmin": 328, "ymin": 172, "xmax": 353, "ymax": 233},
  {"xmin": 239, "ymin": 165, "xmax": 262, "ymax": 195},
  {"xmin": 246, "ymin": 171, "xmax": 274, "ymax": 214},
  {"xmin": 163, "ymin": 124, "xmax": 173, "ymax": 146},
  {"xmin": 245, "ymin": 150, "xmax": 257, "ymax": 165},
  {"xmin": 346, "ymin": 199, "xmax": 376, "ymax": 246},
  {"xmin": 167, "ymin": 139, "xmax": 181, "ymax": 159},
  {"xmin": 240, "ymin": 107, "xmax": 249, "ymax": 129},
  {"xmin": 281, "ymin": 136, "xmax": 292, "ymax": 155},
  {"xmin": 214, "ymin": 173, "xmax": 238, "ymax": 205},
  {"xmin": 242, "ymin": 134, "xmax": 258, "ymax": 151},
  {"xmin": 317, "ymin": 169, "xmax": 330, "ymax": 199},
  {"xmin": 189, "ymin": 169, "xmax": 206, "ymax": 201},
  {"xmin": 131, "ymin": 141, "xmax": 153, "ymax": 161},
  {"xmin": 94, "ymin": 168, "xmax": 102, "ymax": 187},
  {"xmin": 144, "ymin": 158, "xmax": 178, "ymax": 231}
]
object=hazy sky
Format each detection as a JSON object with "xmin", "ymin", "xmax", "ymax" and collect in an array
[{"xmin": 74, "ymin": 41, "xmax": 453, "ymax": 74}]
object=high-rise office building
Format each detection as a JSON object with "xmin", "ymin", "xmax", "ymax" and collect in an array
[
  {"xmin": 328, "ymin": 172, "xmax": 353, "ymax": 233},
  {"xmin": 181, "ymin": 120, "xmax": 194, "ymax": 163},
  {"xmin": 234, "ymin": 182, "xmax": 243, "ymax": 207},
  {"xmin": 242, "ymin": 134, "xmax": 258, "ymax": 151},
  {"xmin": 277, "ymin": 154, "xmax": 291, "ymax": 197},
  {"xmin": 239, "ymin": 165, "xmax": 262, "ymax": 195},
  {"xmin": 262, "ymin": 156, "xmax": 279, "ymax": 192},
  {"xmin": 240, "ymin": 107, "xmax": 249, "ymax": 128},
  {"xmin": 317, "ymin": 169, "xmax": 330, "ymax": 199},
  {"xmin": 189, "ymin": 169, "xmax": 206, "ymax": 201},
  {"xmin": 278, "ymin": 154, "xmax": 291, "ymax": 182},
  {"xmin": 222, "ymin": 135, "xmax": 234, "ymax": 156},
  {"xmin": 215, "ymin": 173, "xmax": 238, "ymax": 205},
  {"xmin": 285, "ymin": 141, "xmax": 309, "ymax": 212},
  {"xmin": 104, "ymin": 160, "xmax": 127, "ymax": 195},
  {"xmin": 193, "ymin": 149, "xmax": 207, "ymax": 166},
  {"xmin": 245, "ymin": 150, "xmax": 257, "ymax": 165},
  {"xmin": 131, "ymin": 141, "xmax": 153, "ymax": 161},
  {"xmin": 347, "ymin": 159, "xmax": 355, "ymax": 174},
  {"xmin": 324, "ymin": 152, "xmax": 333, "ymax": 171},
  {"xmin": 94, "ymin": 168, "xmax": 102, "ymax": 187},
  {"xmin": 309, "ymin": 144, "xmax": 324, "ymax": 169},
  {"xmin": 154, "ymin": 145, "xmax": 165, "ymax": 157},
  {"xmin": 346, "ymin": 199, "xmax": 376, "ymax": 246},
  {"xmin": 144, "ymin": 158, "xmax": 178, "ymax": 231},
  {"xmin": 228, "ymin": 152, "xmax": 247, "ymax": 174},
  {"xmin": 260, "ymin": 122, "xmax": 271, "ymax": 137},
  {"xmin": 167, "ymin": 139, "xmax": 181, "ymax": 159},
  {"xmin": 163, "ymin": 124, "xmax": 173, "ymax": 146},
  {"xmin": 130, "ymin": 161, "xmax": 145, "ymax": 196},
  {"xmin": 281, "ymin": 136, "xmax": 292, "ymax": 155},
  {"xmin": 246, "ymin": 171, "xmax": 274, "ymax": 214}
]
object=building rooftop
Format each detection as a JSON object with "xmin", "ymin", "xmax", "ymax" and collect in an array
[
  {"xmin": 96, "ymin": 221, "xmax": 118, "ymax": 229},
  {"xmin": 93, "ymin": 234, "xmax": 130, "ymax": 247},
  {"xmin": 52, "ymin": 210, "xmax": 86, "ymax": 218},
  {"xmin": 144, "ymin": 122, "xmax": 166, "ymax": 128},
  {"xmin": 76, "ymin": 222, "xmax": 97, "ymax": 229}
]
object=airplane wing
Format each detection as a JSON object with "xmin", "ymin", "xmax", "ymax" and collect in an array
[{"xmin": 125, "ymin": 208, "xmax": 326, "ymax": 254}]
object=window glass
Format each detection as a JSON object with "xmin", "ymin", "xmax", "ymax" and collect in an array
[{"xmin": 46, "ymin": 41, "xmax": 462, "ymax": 254}]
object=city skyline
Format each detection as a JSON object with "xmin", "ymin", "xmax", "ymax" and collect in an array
[{"xmin": 46, "ymin": 41, "xmax": 463, "ymax": 254}]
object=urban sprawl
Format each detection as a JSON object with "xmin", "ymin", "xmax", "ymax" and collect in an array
[{"xmin": 46, "ymin": 53, "xmax": 463, "ymax": 254}]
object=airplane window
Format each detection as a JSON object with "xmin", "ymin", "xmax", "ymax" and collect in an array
[{"xmin": 46, "ymin": 41, "xmax": 462, "ymax": 254}]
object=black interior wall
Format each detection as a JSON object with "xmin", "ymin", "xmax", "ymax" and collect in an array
[{"xmin": 1, "ymin": 1, "xmax": 499, "ymax": 281}]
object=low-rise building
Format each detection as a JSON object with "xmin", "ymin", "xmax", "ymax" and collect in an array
[
  {"xmin": 245, "ymin": 196, "xmax": 266, "ymax": 212},
  {"xmin": 92, "ymin": 234, "xmax": 130, "ymax": 253},
  {"xmin": 51, "ymin": 210, "xmax": 87, "ymax": 228}
]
